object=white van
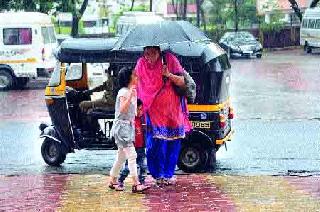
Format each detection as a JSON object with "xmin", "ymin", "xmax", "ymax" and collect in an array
[
  {"xmin": 82, "ymin": 15, "xmax": 109, "ymax": 35},
  {"xmin": 0, "ymin": 12, "xmax": 57, "ymax": 90},
  {"xmin": 300, "ymin": 7, "xmax": 320, "ymax": 53},
  {"xmin": 116, "ymin": 12, "xmax": 164, "ymax": 37}
]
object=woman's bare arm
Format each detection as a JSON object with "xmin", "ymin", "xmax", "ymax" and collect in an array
[
  {"xmin": 167, "ymin": 73, "xmax": 185, "ymax": 87},
  {"xmin": 162, "ymin": 65, "xmax": 185, "ymax": 87}
]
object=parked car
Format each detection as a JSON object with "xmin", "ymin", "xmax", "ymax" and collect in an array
[{"xmin": 219, "ymin": 31, "xmax": 263, "ymax": 59}]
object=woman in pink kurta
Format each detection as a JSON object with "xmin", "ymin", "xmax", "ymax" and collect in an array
[{"xmin": 135, "ymin": 46, "xmax": 191, "ymax": 185}]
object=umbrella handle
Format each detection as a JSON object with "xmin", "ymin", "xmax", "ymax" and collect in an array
[{"xmin": 162, "ymin": 53, "xmax": 168, "ymax": 84}]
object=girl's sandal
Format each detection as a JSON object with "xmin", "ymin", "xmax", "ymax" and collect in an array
[
  {"xmin": 132, "ymin": 184, "xmax": 150, "ymax": 193},
  {"xmin": 108, "ymin": 182, "xmax": 118, "ymax": 190}
]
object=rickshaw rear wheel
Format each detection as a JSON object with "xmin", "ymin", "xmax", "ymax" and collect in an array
[
  {"xmin": 41, "ymin": 138, "xmax": 66, "ymax": 166},
  {"xmin": 178, "ymin": 143, "xmax": 208, "ymax": 173}
]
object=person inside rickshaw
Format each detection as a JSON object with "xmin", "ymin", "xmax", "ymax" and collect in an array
[{"xmin": 78, "ymin": 65, "xmax": 117, "ymax": 135}]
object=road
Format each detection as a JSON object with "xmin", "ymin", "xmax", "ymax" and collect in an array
[
  {"xmin": 0, "ymin": 49, "xmax": 319, "ymax": 176},
  {"xmin": 0, "ymin": 49, "xmax": 320, "ymax": 211}
]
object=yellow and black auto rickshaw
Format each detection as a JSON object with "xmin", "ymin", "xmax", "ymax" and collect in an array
[{"xmin": 39, "ymin": 37, "xmax": 233, "ymax": 173}]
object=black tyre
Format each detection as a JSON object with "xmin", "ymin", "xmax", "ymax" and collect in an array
[
  {"xmin": 206, "ymin": 148, "xmax": 217, "ymax": 170},
  {"xmin": 15, "ymin": 77, "xmax": 29, "ymax": 89},
  {"xmin": 0, "ymin": 69, "xmax": 15, "ymax": 91},
  {"xmin": 227, "ymin": 48, "xmax": 231, "ymax": 59},
  {"xmin": 41, "ymin": 138, "xmax": 66, "ymax": 166},
  {"xmin": 307, "ymin": 46, "xmax": 312, "ymax": 54},
  {"xmin": 304, "ymin": 42, "xmax": 312, "ymax": 54},
  {"xmin": 257, "ymin": 54, "xmax": 262, "ymax": 59},
  {"xmin": 178, "ymin": 143, "xmax": 208, "ymax": 173}
]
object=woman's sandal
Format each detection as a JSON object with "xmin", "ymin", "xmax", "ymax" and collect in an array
[
  {"xmin": 156, "ymin": 178, "xmax": 162, "ymax": 186},
  {"xmin": 108, "ymin": 182, "xmax": 118, "ymax": 190},
  {"xmin": 163, "ymin": 178, "xmax": 176, "ymax": 186},
  {"xmin": 132, "ymin": 184, "xmax": 150, "ymax": 193}
]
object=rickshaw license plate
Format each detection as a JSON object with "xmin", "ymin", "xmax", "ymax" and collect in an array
[{"xmin": 191, "ymin": 121, "xmax": 211, "ymax": 129}]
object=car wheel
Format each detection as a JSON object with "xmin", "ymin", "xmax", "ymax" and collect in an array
[
  {"xmin": 0, "ymin": 69, "xmax": 15, "ymax": 91},
  {"xmin": 41, "ymin": 138, "xmax": 66, "ymax": 166},
  {"xmin": 304, "ymin": 42, "xmax": 312, "ymax": 54},
  {"xmin": 178, "ymin": 143, "xmax": 207, "ymax": 173},
  {"xmin": 227, "ymin": 48, "xmax": 231, "ymax": 59},
  {"xmin": 15, "ymin": 78, "xmax": 29, "ymax": 89},
  {"xmin": 257, "ymin": 54, "xmax": 262, "ymax": 59}
]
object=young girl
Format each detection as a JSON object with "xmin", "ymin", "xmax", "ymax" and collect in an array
[{"xmin": 108, "ymin": 66, "xmax": 149, "ymax": 193}]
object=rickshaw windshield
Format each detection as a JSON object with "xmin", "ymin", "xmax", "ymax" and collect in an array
[
  {"xmin": 66, "ymin": 64, "xmax": 83, "ymax": 81},
  {"xmin": 48, "ymin": 63, "xmax": 61, "ymax": 87}
]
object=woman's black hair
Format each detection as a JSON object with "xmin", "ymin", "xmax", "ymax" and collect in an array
[
  {"xmin": 118, "ymin": 66, "xmax": 133, "ymax": 88},
  {"xmin": 143, "ymin": 46, "xmax": 161, "ymax": 52}
]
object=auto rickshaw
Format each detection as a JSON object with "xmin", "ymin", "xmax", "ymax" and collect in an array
[{"xmin": 39, "ymin": 37, "xmax": 233, "ymax": 173}]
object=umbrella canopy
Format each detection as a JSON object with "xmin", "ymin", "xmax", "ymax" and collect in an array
[
  {"xmin": 112, "ymin": 20, "xmax": 210, "ymax": 52},
  {"xmin": 165, "ymin": 41, "xmax": 226, "ymax": 63}
]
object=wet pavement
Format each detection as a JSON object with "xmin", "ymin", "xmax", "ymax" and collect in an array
[{"xmin": 1, "ymin": 49, "xmax": 320, "ymax": 210}]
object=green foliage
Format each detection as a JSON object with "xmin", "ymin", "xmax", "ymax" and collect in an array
[
  {"xmin": 110, "ymin": 5, "xmax": 148, "ymax": 33},
  {"xmin": 260, "ymin": 22, "xmax": 285, "ymax": 32},
  {"xmin": 0, "ymin": 0, "xmax": 55, "ymax": 13},
  {"xmin": 54, "ymin": 20, "xmax": 85, "ymax": 35},
  {"xmin": 208, "ymin": 0, "xmax": 258, "ymax": 30}
]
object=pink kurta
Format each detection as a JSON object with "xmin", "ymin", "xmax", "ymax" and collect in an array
[{"xmin": 135, "ymin": 52, "xmax": 191, "ymax": 140}]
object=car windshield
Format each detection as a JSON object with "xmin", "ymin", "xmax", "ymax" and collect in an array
[{"xmin": 223, "ymin": 32, "xmax": 255, "ymax": 43}]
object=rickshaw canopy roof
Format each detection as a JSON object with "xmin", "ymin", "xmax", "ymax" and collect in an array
[
  {"xmin": 56, "ymin": 37, "xmax": 227, "ymax": 66},
  {"xmin": 56, "ymin": 37, "xmax": 128, "ymax": 63}
]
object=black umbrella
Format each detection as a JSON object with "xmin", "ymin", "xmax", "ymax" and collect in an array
[
  {"xmin": 165, "ymin": 41, "xmax": 226, "ymax": 63},
  {"xmin": 112, "ymin": 20, "xmax": 210, "ymax": 52}
]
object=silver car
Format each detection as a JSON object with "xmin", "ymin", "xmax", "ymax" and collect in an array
[{"xmin": 219, "ymin": 31, "xmax": 263, "ymax": 59}]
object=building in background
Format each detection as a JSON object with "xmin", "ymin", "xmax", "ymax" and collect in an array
[{"xmin": 257, "ymin": 0, "xmax": 312, "ymax": 24}]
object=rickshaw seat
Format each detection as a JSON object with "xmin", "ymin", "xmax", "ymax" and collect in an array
[{"xmin": 87, "ymin": 108, "xmax": 114, "ymax": 119}]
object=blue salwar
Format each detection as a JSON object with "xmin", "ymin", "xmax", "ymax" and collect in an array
[{"xmin": 145, "ymin": 115, "xmax": 182, "ymax": 179}]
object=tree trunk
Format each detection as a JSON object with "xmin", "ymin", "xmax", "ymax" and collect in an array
[
  {"xmin": 200, "ymin": 0, "xmax": 205, "ymax": 30},
  {"xmin": 130, "ymin": 0, "xmax": 135, "ymax": 11},
  {"xmin": 182, "ymin": 0, "xmax": 187, "ymax": 20},
  {"xmin": 310, "ymin": 0, "xmax": 320, "ymax": 8},
  {"xmin": 200, "ymin": 8, "xmax": 206, "ymax": 31},
  {"xmin": 150, "ymin": 0, "xmax": 152, "ymax": 11},
  {"xmin": 196, "ymin": 0, "xmax": 200, "ymax": 27},
  {"xmin": 234, "ymin": 0, "xmax": 238, "ymax": 32},
  {"xmin": 70, "ymin": 0, "xmax": 89, "ymax": 37},
  {"xmin": 172, "ymin": 0, "xmax": 179, "ymax": 19},
  {"xmin": 71, "ymin": 15, "xmax": 79, "ymax": 37}
]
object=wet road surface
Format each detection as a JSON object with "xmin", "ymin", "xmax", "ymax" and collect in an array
[
  {"xmin": 0, "ymin": 49, "xmax": 320, "ymax": 176},
  {"xmin": 1, "ymin": 49, "xmax": 320, "ymax": 211}
]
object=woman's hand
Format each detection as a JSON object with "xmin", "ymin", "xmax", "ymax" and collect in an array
[{"xmin": 162, "ymin": 65, "xmax": 171, "ymax": 78}]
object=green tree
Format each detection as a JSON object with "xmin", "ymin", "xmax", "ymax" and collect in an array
[
  {"xmin": 222, "ymin": 0, "xmax": 258, "ymax": 29},
  {"xmin": 0, "ymin": 0, "xmax": 11, "ymax": 11},
  {"xmin": 0, "ymin": 0, "xmax": 54, "ymax": 13},
  {"xmin": 55, "ymin": 0, "xmax": 89, "ymax": 37},
  {"xmin": 208, "ymin": 0, "xmax": 228, "ymax": 26}
]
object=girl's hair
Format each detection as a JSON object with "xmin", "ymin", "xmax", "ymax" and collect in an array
[
  {"xmin": 118, "ymin": 66, "xmax": 133, "ymax": 88},
  {"xmin": 137, "ymin": 98, "xmax": 142, "ymax": 107}
]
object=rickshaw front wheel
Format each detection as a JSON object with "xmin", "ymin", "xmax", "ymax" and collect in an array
[
  {"xmin": 178, "ymin": 143, "xmax": 208, "ymax": 173},
  {"xmin": 41, "ymin": 138, "xmax": 66, "ymax": 166}
]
